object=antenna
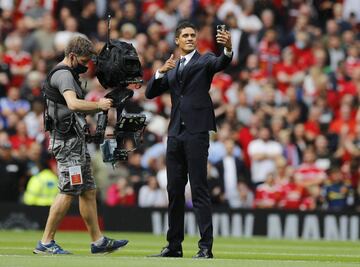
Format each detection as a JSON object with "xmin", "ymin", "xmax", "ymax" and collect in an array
[{"xmin": 106, "ymin": 15, "xmax": 111, "ymax": 50}]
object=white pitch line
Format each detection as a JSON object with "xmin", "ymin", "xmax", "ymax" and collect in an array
[{"xmin": 0, "ymin": 254, "xmax": 360, "ymax": 266}]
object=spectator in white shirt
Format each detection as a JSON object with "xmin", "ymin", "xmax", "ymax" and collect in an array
[
  {"xmin": 217, "ymin": 0, "xmax": 242, "ymax": 22},
  {"xmin": 248, "ymin": 126, "xmax": 283, "ymax": 187},
  {"xmin": 237, "ymin": 0, "xmax": 262, "ymax": 49},
  {"xmin": 343, "ymin": 0, "xmax": 360, "ymax": 23},
  {"xmin": 138, "ymin": 175, "xmax": 168, "ymax": 207}
]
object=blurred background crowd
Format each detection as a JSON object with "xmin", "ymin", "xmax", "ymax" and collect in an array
[{"xmin": 0, "ymin": 0, "xmax": 359, "ymax": 212}]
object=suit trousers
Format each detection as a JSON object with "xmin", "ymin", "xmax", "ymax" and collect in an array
[{"xmin": 166, "ymin": 126, "xmax": 213, "ymax": 250}]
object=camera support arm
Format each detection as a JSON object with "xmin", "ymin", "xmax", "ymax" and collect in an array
[
  {"xmin": 86, "ymin": 87, "xmax": 134, "ymax": 144},
  {"xmin": 87, "ymin": 87, "xmax": 146, "ymax": 165}
]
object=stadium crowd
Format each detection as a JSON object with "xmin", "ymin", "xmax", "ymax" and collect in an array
[{"xmin": 0, "ymin": 0, "xmax": 359, "ymax": 212}]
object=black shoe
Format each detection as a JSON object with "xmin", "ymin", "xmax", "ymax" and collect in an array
[
  {"xmin": 193, "ymin": 248, "xmax": 213, "ymax": 259},
  {"xmin": 150, "ymin": 247, "xmax": 183, "ymax": 257}
]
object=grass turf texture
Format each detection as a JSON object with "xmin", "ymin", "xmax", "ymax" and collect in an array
[{"xmin": 0, "ymin": 231, "xmax": 360, "ymax": 267}]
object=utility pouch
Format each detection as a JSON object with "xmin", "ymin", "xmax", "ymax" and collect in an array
[
  {"xmin": 44, "ymin": 112, "xmax": 54, "ymax": 132},
  {"xmin": 73, "ymin": 113, "xmax": 90, "ymax": 139}
]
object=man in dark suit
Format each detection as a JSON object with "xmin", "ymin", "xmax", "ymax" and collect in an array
[{"xmin": 146, "ymin": 21, "xmax": 232, "ymax": 259}]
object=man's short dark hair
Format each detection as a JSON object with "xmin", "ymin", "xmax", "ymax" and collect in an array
[
  {"xmin": 64, "ymin": 36, "xmax": 96, "ymax": 58},
  {"xmin": 175, "ymin": 21, "xmax": 197, "ymax": 38}
]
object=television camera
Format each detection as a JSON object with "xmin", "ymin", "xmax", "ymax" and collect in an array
[{"xmin": 80, "ymin": 16, "xmax": 146, "ymax": 165}]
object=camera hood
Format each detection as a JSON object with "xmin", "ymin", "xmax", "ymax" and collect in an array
[{"xmin": 94, "ymin": 40, "xmax": 143, "ymax": 89}]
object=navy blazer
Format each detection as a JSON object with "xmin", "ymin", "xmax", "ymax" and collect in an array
[{"xmin": 146, "ymin": 50, "xmax": 232, "ymax": 136}]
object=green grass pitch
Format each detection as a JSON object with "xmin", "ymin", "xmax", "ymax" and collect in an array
[{"xmin": 0, "ymin": 230, "xmax": 360, "ymax": 267}]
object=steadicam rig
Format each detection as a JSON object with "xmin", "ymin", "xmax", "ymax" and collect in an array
[{"xmin": 87, "ymin": 15, "xmax": 146, "ymax": 165}]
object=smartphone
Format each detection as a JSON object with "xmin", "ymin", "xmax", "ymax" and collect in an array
[{"xmin": 217, "ymin": 24, "xmax": 226, "ymax": 32}]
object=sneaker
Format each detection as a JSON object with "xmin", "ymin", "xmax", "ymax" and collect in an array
[
  {"xmin": 91, "ymin": 236, "xmax": 128, "ymax": 254},
  {"xmin": 33, "ymin": 240, "xmax": 71, "ymax": 255}
]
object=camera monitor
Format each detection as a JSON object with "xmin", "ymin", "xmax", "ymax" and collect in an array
[{"xmin": 115, "ymin": 113, "xmax": 146, "ymax": 133}]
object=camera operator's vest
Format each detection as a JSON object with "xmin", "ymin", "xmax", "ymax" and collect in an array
[{"xmin": 42, "ymin": 65, "xmax": 85, "ymax": 138}]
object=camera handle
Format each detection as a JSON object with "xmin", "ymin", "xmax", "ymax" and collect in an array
[
  {"xmin": 105, "ymin": 87, "xmax": 134, "ymax": 110},
  {"xmin": 86, "ymin": 87, "xmax": 134, "ymax": 144}
]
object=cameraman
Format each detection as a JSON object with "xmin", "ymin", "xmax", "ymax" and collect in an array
[{"xmin": 34, "ymin": 36, "xmax": 128, "ymax": 255}]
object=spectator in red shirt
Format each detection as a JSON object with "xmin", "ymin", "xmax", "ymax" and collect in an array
[
  {"xmin": 197, "ymin": 24, "xmax": 216, "ymax": 54},
  {"xmin": 329, "ymin": 103, "xmax": 357, "ymax": 136},
  {"xmin": 9, "ymin": 119, "xmax": 34, "ymax": 158},
  {"xmin": 236, "ymin": 114, "xmax": 259, "ymax": 168},
  {"xmin": 289, "ymin": 31, "xmax": 314, "ymax": 71},
  {"xmin": 20, "ymin": 70, "xmax": 44, "ymax": 103},
  {"xmin": 295, "ymin": 147, "xmax": 327, "ymax": 186},
  {"xmin": 3, "ymin": 34, "xmax": 32, "ymax": 87},
  {"xmin": 274, "ymin": 47, "xmax": 305, "ymax": 94},
  {"xmin": 334, "ymin": 116, "xmax": 360, "ymax": 163},
  {"xmin": 106, "ymin": 177, "xmax": 136, "ymax": 207},
  {"xmin": 258, "ymin": 28, "xmax": 281, "ymax": 77},
  {"xmin": 254, "ymin": 173, "xmax": 280, "ymax": 209},
  {"xmin": 278, "ymin": 174, "xmax": 311, "ymax": 210},
  {"xmin": 294, "ymin": 147, "xmax": 327, "ymax": 207},
  {"xmin": 239, "ymin": 54, "xmax": 268, "ymax": 86},
  {"xmin": 346, "ymin": 124, "xmax": 360, "ymax": 159},
  {"xmin": 339, "ymin": 66, "xmax": 360, "ymax": 100},
  {"xmin": 304, "ymin": 105, "xmax": 322, "ymax": 142}
]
